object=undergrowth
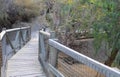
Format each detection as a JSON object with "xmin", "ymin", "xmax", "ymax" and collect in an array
[{"xmin": 0, "ymin": 0, "xmax": 44, "ymax": 32}]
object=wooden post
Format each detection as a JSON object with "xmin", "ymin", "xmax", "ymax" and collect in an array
[
  {"xmin": 38, "ymin": 32, "xmax": 41, "ymax": 59},
  {"xmin": 48, "ymin": 31, "xmax": 58, "ymax": 77},
  {"xmin": 39, "ymin": 32, "xmax": 47, "ymax": 76},
  {"xmin": 0, "ymin": 29, "xmax": 7, "ymax": 77}
]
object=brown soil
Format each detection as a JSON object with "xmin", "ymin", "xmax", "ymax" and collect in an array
[
  {"xmin": 57, "ymin": 53, "xmax": 105, "ymax": 77},
  {"xmin": 56, "ymin": 38, "xmax": 108, "ymax": 77}
]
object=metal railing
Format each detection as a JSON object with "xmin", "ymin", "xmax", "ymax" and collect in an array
[
  {"xmin": 0, "ymin": 26, "xmax": 31, "ymax": 77},
  {"xmin": 39, "ymin": 30, "xmax": 120, "ymax": 77}
]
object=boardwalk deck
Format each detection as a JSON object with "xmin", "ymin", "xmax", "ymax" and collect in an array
[{"xmin": 6, "ymin": 38, "xmax": 46, "ymax": 77}]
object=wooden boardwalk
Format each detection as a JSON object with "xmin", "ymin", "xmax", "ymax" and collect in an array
[{"xmin": 6, "ymin": 37, "xmax": 46, "ymax": 77}]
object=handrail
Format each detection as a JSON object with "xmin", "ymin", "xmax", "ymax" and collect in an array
[
  {"xmin": 39, "ymin": 30, "xmax": 50, "ymax": 37},
  {"xmin": 0, "ymin": 26, "xmax": 30, "ymax": 40},
  {"xmin": 0, "ymin": 26, "xmax": 31, "ymax": 77},
  {"xmin": 49, "ymin": 39, "xmax": 120, "ymax": 77},
  {"xmin": 6, "ymin": 27, "xmax": 30, "ymax": 32},
  {"xmin": 0, "ymin": 31, "xmax": 6, "ymax": 41},
  {"xmin": 39, "ymin": 30, "xmax": 120, "ymax": 77}
]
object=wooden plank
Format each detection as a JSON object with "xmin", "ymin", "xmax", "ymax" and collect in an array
[
  {"xmin": 6, "ymin": 38, "xmax": 46, "ymax": 77},
  {"xmin": 13, "ymin": 74, "xmax": 46, "ymax": 77}
]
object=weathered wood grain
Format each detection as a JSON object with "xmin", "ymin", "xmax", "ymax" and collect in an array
[{"xmin": 6, "ymin": 38, "xmax": 46, "ymax": 77}]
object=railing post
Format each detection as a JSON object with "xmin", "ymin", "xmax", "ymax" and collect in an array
[
  {"xmin": 38, "ymin": 31, "xmax": 41, "ymax": 59},
  {"xmin": 1, "ymin": 29, "xmax": 7, "ymax": 77},
  {"xmin": 0, "ymin": 40, "xmax": 2, "ymax": 77},
  {"xmin": 48, "ymin": 31, "xmax": 58, "ymax": 77},
  {"xmin": 26, "ymin": 27, "xmax": 30, "ymax": 42}
]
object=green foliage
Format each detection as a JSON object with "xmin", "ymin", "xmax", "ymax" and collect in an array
[
  {"xmin": 44, "ymin": 0, "xmax": 120, "ymax": 67},
  {"xmin": 93, "ymin": 0, "xmax": 120, "ymax": 67}
]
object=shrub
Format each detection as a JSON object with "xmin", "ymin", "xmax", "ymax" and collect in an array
[{"xmin": 0, "ymin": 0, "xmax": 43, "ymax": 32}]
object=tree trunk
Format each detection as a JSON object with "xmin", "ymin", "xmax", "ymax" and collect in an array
[{"xmin": 104, "ymin": 48, "xmax": 119, "ymax": 66}]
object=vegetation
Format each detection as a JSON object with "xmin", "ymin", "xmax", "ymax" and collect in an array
[
  {"xmin": 0, "ymin": 0, "xmax": 120, "ymax": 68},
  {"xmin": 44, "ymin": 0, "xmax": 120, "ymax": 68},
  {"xmin": 0, "ymin": 0, "xmax": 43, "ymax": 32},
  {"xmin": 92, "ymin": 0, "xmax": 120, "ymax": 67}
]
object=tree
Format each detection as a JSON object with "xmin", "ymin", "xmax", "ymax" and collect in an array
[
  {"xmin": 93, "ymin": 0, "xmax": 120, "ymax": 67},
  {"xmin": 44, "ymin": 0, "xmax": 120, "ymax": 67}
]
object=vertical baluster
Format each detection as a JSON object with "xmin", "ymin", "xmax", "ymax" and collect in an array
[
  {"xmin": 27, "ymin": 28, "xmax": 29, "ymax": 41},
  {"xmin": 20, "ymin": 28, "xmax": 25, "ymax": 46},
  {"xmin": 19, "ymin": 28, "xmax": 21, "ymax": 49},
  {"xmin": 25, "ymin": 30, "xmax": 27, "ymax": 43},
  {"xmin": 38, "ymin": 31, "xmax": 41, "ymax": 59},
  {"xmin": 27, "ymin": 27, "xmax": 31, "ymax": 41},
  {"xmin": 14, "ymin": 31, "xmax": 20, "ymax": 51},
  {"xmin": 22, "ymin": 30, "xmax": 25, "ymax": 44}
]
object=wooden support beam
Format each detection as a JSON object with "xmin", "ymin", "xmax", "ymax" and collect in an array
[{"xmin": 48, "ymin": 31, "xmax": 59, "ymax": 77}]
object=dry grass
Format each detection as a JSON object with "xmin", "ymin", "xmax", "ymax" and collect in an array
[
  {"xmin": 0, "ymin": 0, "xmax": 45, "ymax": 31},
  {"xmin": 14, "ymin": 0, "xmax": 45, "ymax": 10},
  {"xmin": 13, "ymin": 0, "xmax": 46, "ymax": 21}
]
